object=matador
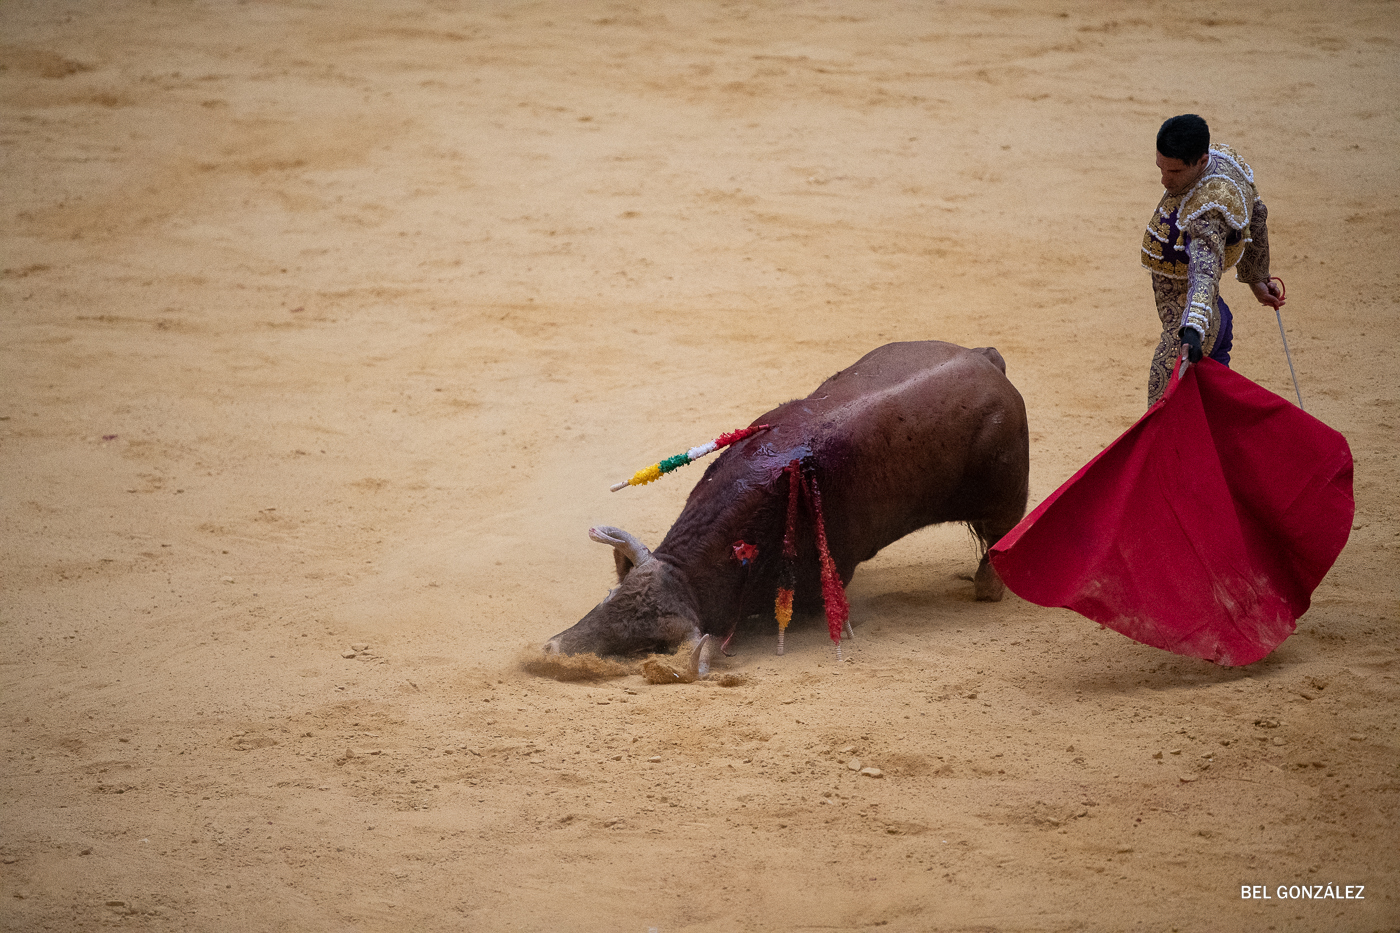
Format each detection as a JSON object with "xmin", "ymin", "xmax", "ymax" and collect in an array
[{"xmin": 1142, "ymin": 115, "xmax": 1285, "ymax": 406}]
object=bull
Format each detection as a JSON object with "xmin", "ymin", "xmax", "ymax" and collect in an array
[{"xmin": 544, "ymin": 341, "xmax": 1029, "ymax": 660}]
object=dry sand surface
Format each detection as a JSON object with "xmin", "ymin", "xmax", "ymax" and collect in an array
[{"xmin": 3, "ymin": 2, "xmax": 1399, "ymax": 931}]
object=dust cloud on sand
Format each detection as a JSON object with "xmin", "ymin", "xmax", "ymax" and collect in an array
[{"xmin": 2, "ymin": 2, "xmax": 1398, "ymax": 931}]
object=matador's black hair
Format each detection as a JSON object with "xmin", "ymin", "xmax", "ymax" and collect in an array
[{"xmin": 1157, "ymin": 114, "xmax": 1210, "ymax": 164}]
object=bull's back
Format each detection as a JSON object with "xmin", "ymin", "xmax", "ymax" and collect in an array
[
  {"xmin": 760, "ymin": 341, "xmax": 1020, "ymax": 459},
  {"xmin": 663, "ymin": 341, "xmax": 1027, "ymax": 604},
  {"xmin": 763, "ymin": 341, "xmax": 1028, "ymax": 566}
]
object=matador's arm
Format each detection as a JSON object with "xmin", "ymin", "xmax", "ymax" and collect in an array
[
  {"xmin": 1235, "ymin": 199, "xmax": 1272, "ymax": 285},
  {"xmin": 1180, "ymin": 212, "xmax": 1229, "ymax": 339}
]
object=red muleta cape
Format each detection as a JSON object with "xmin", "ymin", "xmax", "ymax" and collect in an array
[{"xmin": 989, "ymin": 359, "xmax": 1353, "ymax": 666}]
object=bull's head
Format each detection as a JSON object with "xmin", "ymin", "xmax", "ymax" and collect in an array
[{"xmin": 543, "ymin": 526, "xmax": 702, "ymax": 657}]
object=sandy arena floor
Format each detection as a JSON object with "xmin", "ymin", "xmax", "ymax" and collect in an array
[{"xmin": 2, "ymin": 2, "xmax": 1398, "ymax": 931}]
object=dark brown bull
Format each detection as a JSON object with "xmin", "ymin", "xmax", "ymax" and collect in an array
[{"xmin": 544, "ymin": 341, "xmax": 1029, "ymax": 658}]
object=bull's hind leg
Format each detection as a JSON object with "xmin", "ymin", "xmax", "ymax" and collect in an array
[
  {"xmin": 973, "ymin": 552, "xmax": 1005, "ymax": 601},
  {"xmin": 969, "ymin": 517, "xmax": 1015, "ymax": 602},
  {"xmin": 962, "ymin": 386, "xmax": 1030, "ymax": 603}
]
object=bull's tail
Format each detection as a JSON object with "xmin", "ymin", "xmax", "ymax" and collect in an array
[
  {"xmin": 971, "ymin": 346, "xmax": 1007, "ymax": 375},
  {"xmin": 964, "ymin": 519, "xmax": 993, "ymax": 557}
]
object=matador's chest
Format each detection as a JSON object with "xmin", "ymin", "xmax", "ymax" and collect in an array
[{"xmin": 1141, "ymin": 195, "xmax": 1247, "ymax": 279}]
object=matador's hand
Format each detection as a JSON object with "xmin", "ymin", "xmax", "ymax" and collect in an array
[{"xmin": 1250, "ymin": 279, "xmax": 1285, "ymax": 310}]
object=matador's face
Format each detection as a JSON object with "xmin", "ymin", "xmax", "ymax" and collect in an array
[{"xmin": 1156, "ymin": 151, "xmax": 1209, "ymax": 196}]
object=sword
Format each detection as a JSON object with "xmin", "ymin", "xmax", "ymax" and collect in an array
[{"xmin": 1270, "ymin": 277, "xmax": 1303, "ymax": 410}]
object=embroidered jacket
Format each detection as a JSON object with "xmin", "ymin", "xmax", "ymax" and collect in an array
[{"xmin": 1142, "ymin": 143, "xmax": 1272, "ymax": 339}]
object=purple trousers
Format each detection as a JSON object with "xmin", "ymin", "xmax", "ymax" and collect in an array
[{"xmin": 1210, "ymin": 296, "xmax": 1235, "ymax": 366}]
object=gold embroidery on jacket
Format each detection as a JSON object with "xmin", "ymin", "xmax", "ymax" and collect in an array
[{"xmin": 1141, "ymin": 144, "xmax": 1258, "ymax": 278}]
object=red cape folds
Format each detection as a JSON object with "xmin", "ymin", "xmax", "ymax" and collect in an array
[{"xmin": 990, "ymin": 360, "xmax": 1353, "ymax": 666}]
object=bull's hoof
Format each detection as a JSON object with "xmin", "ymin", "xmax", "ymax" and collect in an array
[{"xmin": 973, "ymin": 558, "xmax": 1006, "ymax": 602}]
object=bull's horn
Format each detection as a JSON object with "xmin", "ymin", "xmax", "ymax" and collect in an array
[
  {"xmin": 688, "ymin": 634, "xmax": 713, "ymax": 680},
  {"xmin": 588, "ymin": 526, "xmax": 652, "ymax": 566}
]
